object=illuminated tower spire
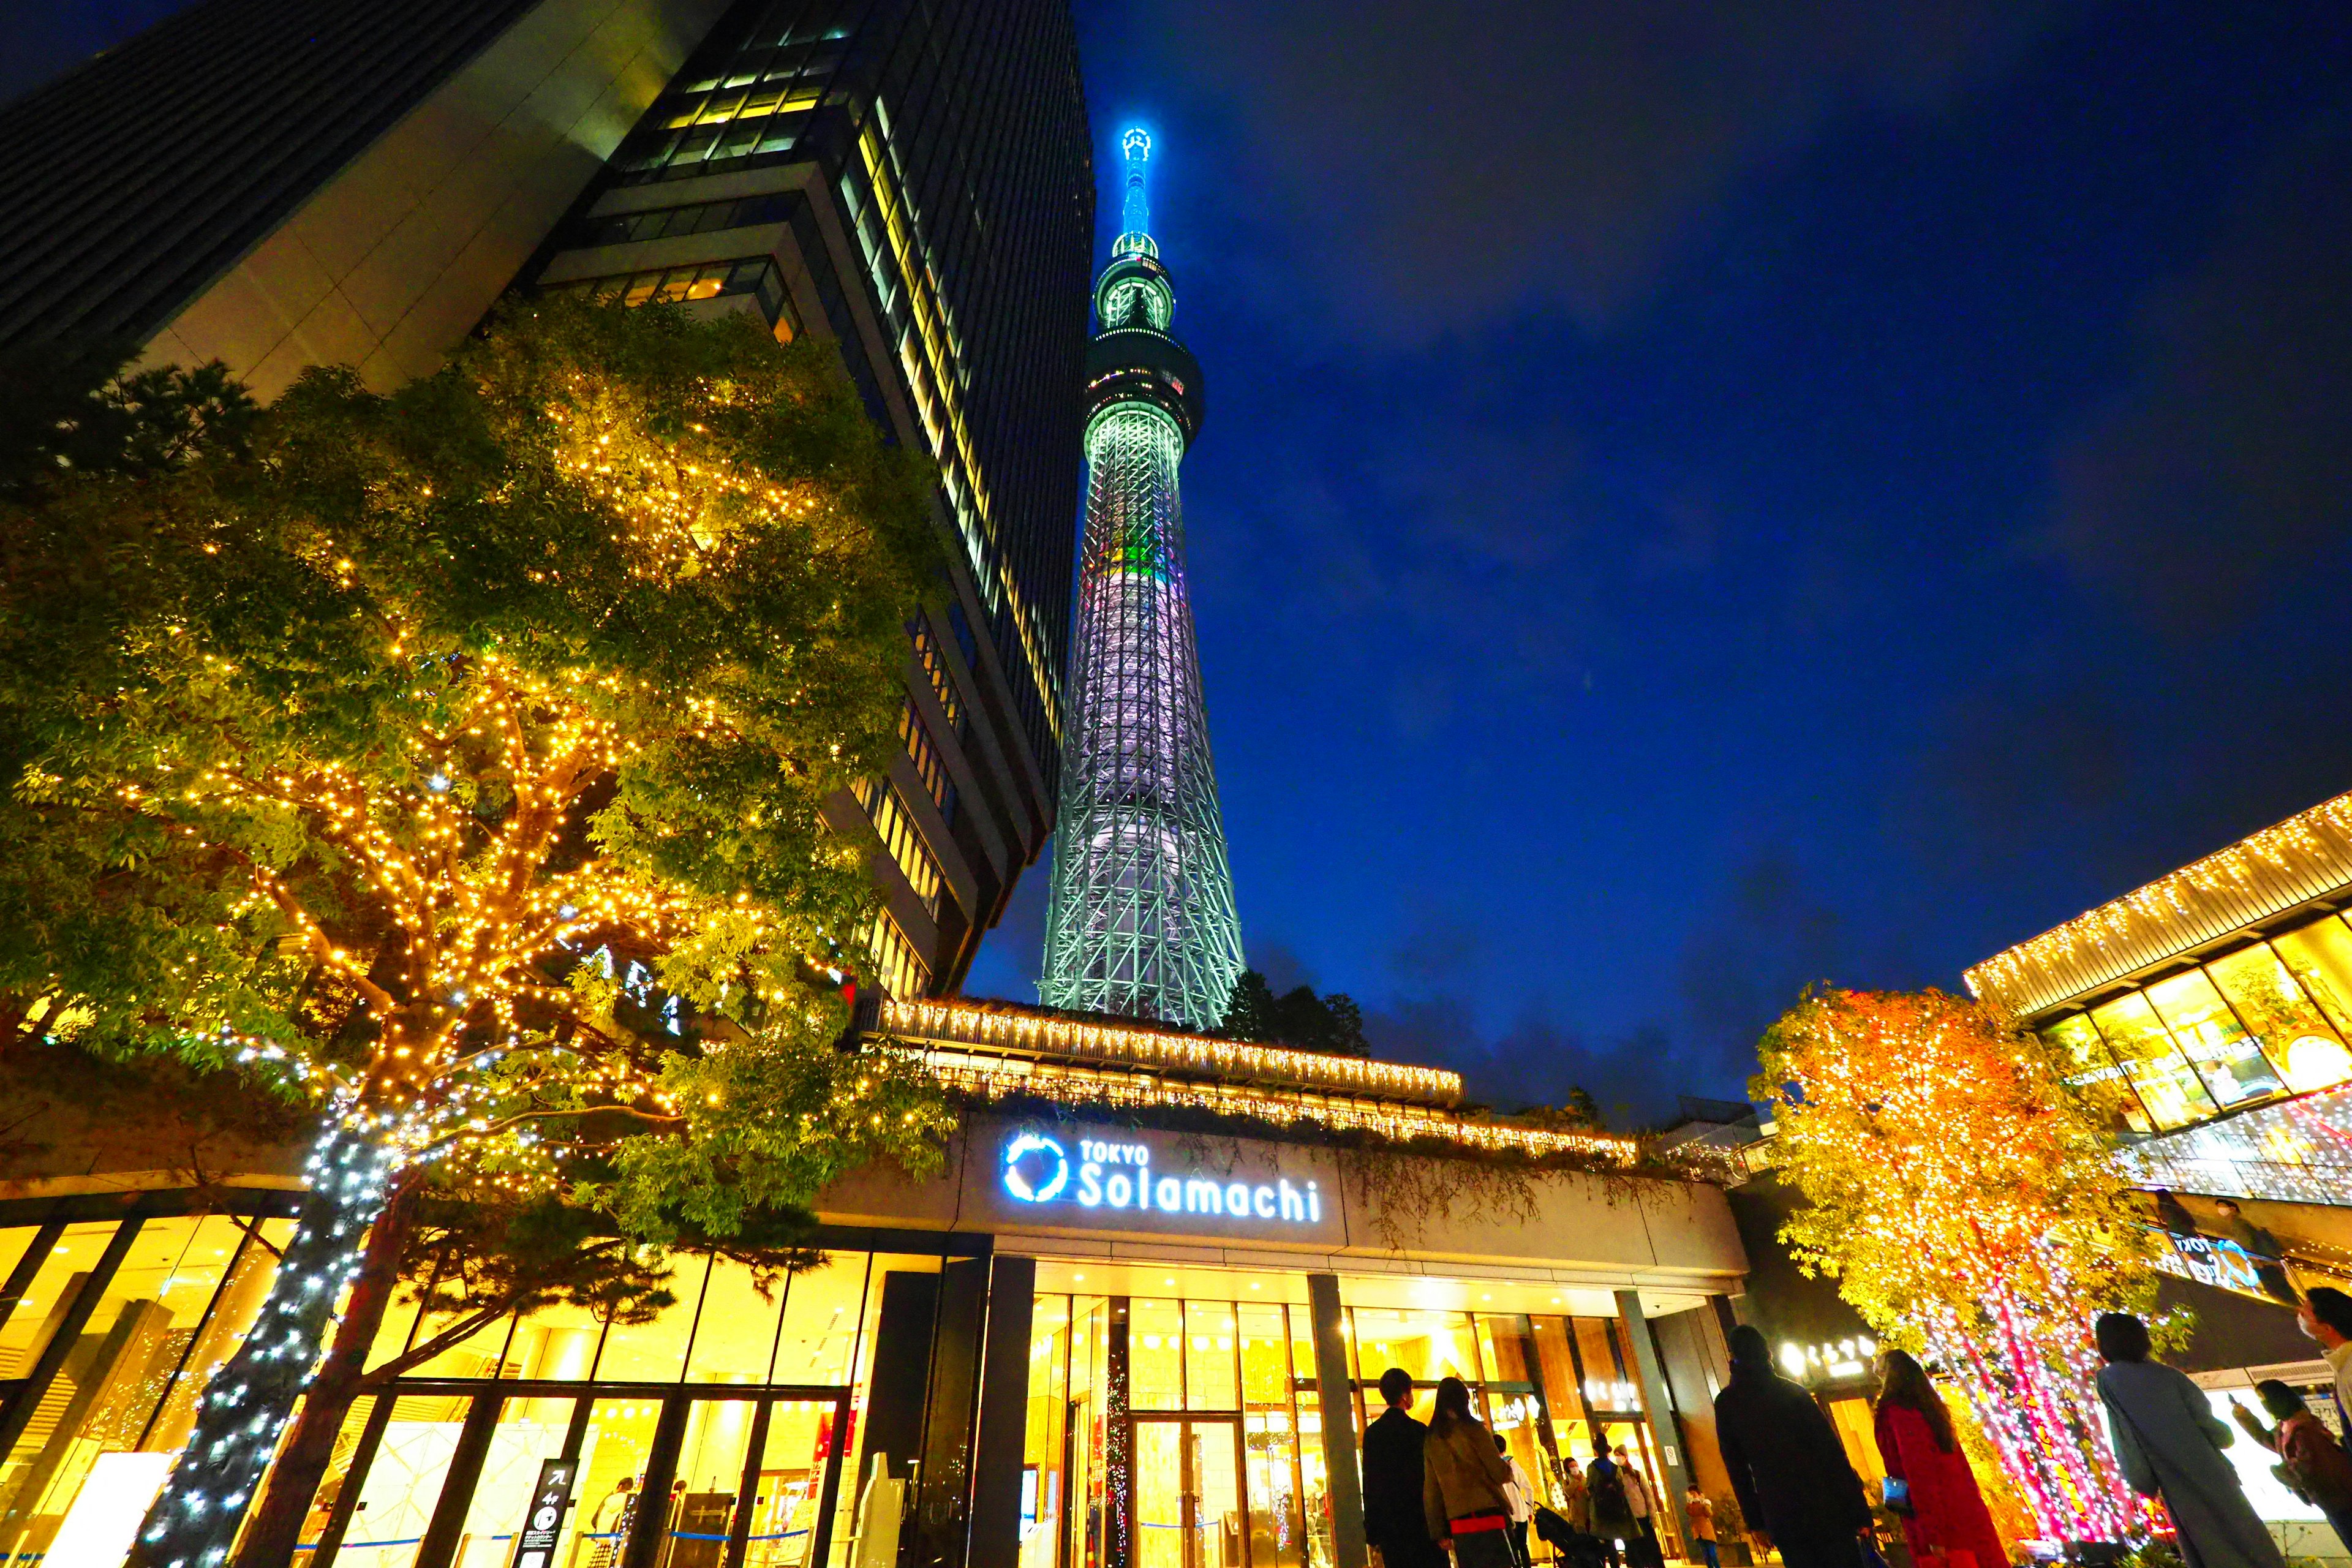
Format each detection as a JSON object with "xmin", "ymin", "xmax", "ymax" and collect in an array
[{"xmin": 1041, "ymin": 129, "xmax": 1245, "ymax": 1030}]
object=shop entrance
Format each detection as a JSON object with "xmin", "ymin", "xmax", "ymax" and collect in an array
[
  {"xmin": 1131, "ymin": 1417, "xmax": 1245, "ymax": 1568},
  {"xmin": 293, "ymin": 1381, "xmax": 853, "ymax": 1568}
]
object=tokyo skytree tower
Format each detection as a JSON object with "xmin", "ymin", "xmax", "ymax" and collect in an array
[{"xmin": 1039, "ymin": 129, "xmax": 1244, "ymax": 1030}]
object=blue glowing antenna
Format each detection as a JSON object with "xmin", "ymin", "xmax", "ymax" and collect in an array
[{"xmin": 1114, "ymin": 127, "xmax": 1156, "ymax": 258}]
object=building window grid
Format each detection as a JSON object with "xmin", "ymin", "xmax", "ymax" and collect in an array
[
  {"xmin": 899, "ymin": 699, "xmax": 957, "ymax": 824},
  {"xmin": 861, "ymin": 908, "xmax": 930, "ymax": 1001},
  {"xmin": 550, "ymin": 257, "xmax": 798, "ymax": 337},
  {"xmin": 910, "ymin": 614, "xmax": 968, "ymax": 737},
  {"xmin": 567, "ymin": 192, "xmax": 797, "ymax": 251},
  {"xmin": 853, "ymin": 775, "xmax": 943, "ymax": 916},
  {"xmin": 2044, "ymin": 910, "xmax": 2352, "ymax": 1133}
]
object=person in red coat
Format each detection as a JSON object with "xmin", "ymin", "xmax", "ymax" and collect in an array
[{"xmin": 1872, "ymin": 1349, "xmax": 2007, "ymax": 1568}]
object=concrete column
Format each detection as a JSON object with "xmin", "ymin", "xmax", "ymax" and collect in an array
[
  {"xmin": 1616, "ymin": 1289, "xmax": 1695, "ymax": 1558},
  {"xmin": 1308, "ymin": 1272, "xmax": 1368, "ymax": 1568}
]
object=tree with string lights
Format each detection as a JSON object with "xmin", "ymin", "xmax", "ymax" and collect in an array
[
  {"xmin": 0, "ymin": 299, "xmax": 956, "ymax": 1568},
  {"xmin": 1755, "ymin": 987, "xmax": 2166, "ymax": 1547}
]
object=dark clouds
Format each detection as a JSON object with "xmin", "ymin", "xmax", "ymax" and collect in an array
[
  {"xmin": 1133, "ymin": 0, "xmax": 2080, "ymax": 336},
  {"xmin": 2045, "ymin": 115, "xmax": 2352, "ymax": 628}
]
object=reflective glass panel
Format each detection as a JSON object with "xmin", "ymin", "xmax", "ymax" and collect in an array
[
  {"xmin": 1129, "ymin": 1300, "xmax": 1184, "ymax": 1411},
  {"xmin": 2272, "ymin": 918, "xmax": 2352, "ymax": 1035},
  {"xmin": 2040, "ymin": 1014, "xmax": 2149, "ymax": 1133},
  {"xmin": 341, "ymin": 1390, "xmax": 479, "ymax": 1568},
  {"xmin": 576, "ymin": 1396, "xmax": 669, "ymax": 1568},
  {"xmin": 1023, "ymin": 1297, "xmax": 1071, "ymax": 1568},
  {"xmin": 1185, "ymin": 1302, "xmax": 1238, "ymax": 1412},
  {"xmin": 748, "ymin": 1396, "xmax": 839, "ymax": 1568},
  {"xmin": 685, "ymin": 1258, "xmax": 788, "ymax": 1384},
  {"xmin": 2207, "ymin": 945, "xmax": 2352, "ymax": 1093},
  {"xmin": 450, "ymin": 1395, "xmax": 581, "ymax": 1568},
  {"xmin": 2090, "ymin": 992, "xmax": 2219, "ymax": 1129},
  {"xmin": 597, "ymin": 1256, "xmax": 708, "ymax": 1384},
  {"xmin": 2147, "ymin": 970, "xmax": 2284, "ymax": 1107}
]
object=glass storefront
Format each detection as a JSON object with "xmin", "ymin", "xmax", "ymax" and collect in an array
[
  {"xmin": 0, "ymin": 1205, "xmax": 929, "ymax": 1568},
  {"xmin": 2039, "ymin": 908, "xmax": 2352, "ymax": 1133},
  {"xmin": 1023, "ymin": 1288, "xmax": 1689, "ymax": 1568},
  {"xmin": 0, "ymin": 1209, "xmax": 295, "ymax": 1568}
]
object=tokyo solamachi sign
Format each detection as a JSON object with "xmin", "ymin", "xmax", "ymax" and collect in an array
[{"xmin": 999, "ymin": 1130, "xmax": 1322, "ymax": 1226}]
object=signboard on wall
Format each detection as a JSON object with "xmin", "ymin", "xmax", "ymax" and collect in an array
[{"xmin": 978, "ymin": 1120, "xmax": 1346, "ymax": 1245}]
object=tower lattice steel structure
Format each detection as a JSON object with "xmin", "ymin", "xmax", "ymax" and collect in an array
[{"xmin": 1040, "ymin": 129, "xmax": 1244, "ymax": 1030}]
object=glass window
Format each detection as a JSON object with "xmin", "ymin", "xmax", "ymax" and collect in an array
[
  {"xmin": 1349, "ymin": 1308, "xmax": 1477, "ymax": 1402},
  {"xmin": 2040, "ymin": 1013, "xmax": 2150, "ymax": 1132},
  {"xmin": 445, "ymin": 1394, "xmax": 582, "ymax": 1568},
  {"xmin": 2146, "ymin": 970, "xmax": 2285, "ymax": 1107},
  {"xmin": 1023, "ymin": 1298, "xmax": 1071, "ymax": 1568},
  {"xmin": 0, "ymin": 1222, "xmax": 123, "ymax": 1378},
  {"xmin": 2090, "ymin": 992, "xmax": 2220, "ymax": 1130},
  {"xmin": 788, "ymin": 1253, "xmax": 880, "ymax": 1389},
  {"xmin": 2272, "ymin": 917, "xmax": 2352, "ymax": 1035},
  {"xmin": 595, "ymin": 1254, "xmax": 706, "ymax": 1383},
  {"xmin": 1572, "ymin": 1319, "xmax": 1638, "ymax": 1412},
  {"xmin": 1237, "ymin": 1305, "xmax": 1306, "ymax": 1568},
  {"xmin": 1185, "ymin": 1300, "xmax": 1238, "ymax": 1412},
  {"xmin": 344, "ymin": 1391, "xmax": 479, "ymax": 1568},
  {"xmin": 685, "ymin": 1257, "xmax": 788, "ymax": 1384},
  {"xmin": 576, "ymin": 1395, "xmax": 669, "ymax": 1566},
  {"xmin": 750, "ymin": 1395, "xmax": 841, "ymax": 1568},
  {"xmin": 1128, "ymin": 1298, "xmax": 1183, "ymax": 1411},
  {"xmin": 292, "ymin": 1394, "xmax": 383, "ymax": 1560},
  {"xmin": 505, "ymin": 1295, "xmax": 605, "ymax": 1383},
  {"xmin": 2209, "ymin": 944, "xmax": 2352, "ymax": 1093},
  {"xmin": 142, "ymin": 1217, "xmax": 295, "ymax": 1453}
]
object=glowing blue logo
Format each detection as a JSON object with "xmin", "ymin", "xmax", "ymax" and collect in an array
[
  {"xmin": 995, "ymin": 1131, "xmax": 1318, "ymax": 1226},
  {"xmin": 1002, "ymin": 1133, "xmax": 1070, "ymax": 1204}
]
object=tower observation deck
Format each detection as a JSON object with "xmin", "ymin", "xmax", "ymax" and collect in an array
[{"xmin": 1040, "ymin": 129, "xmax": 1245, "ymax": 1030}]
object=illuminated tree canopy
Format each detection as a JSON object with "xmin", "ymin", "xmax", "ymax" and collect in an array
[
  {"xmin": 0, "ymin": 300, "xmax": 955, "ymax": 1568},
  {"xmin": 1755, "ymin": 986, "xmax": 2163, "ymax": 1543}
]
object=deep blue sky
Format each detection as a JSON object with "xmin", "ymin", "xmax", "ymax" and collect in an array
[{"xmin": 15, "ymin": 3, "xmax": 2352, "ymax": 1124}]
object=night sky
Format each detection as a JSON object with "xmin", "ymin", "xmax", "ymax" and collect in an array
[{"xmin": 15, "ymin": 3, "xmax": 2352, "ymax": 1124}]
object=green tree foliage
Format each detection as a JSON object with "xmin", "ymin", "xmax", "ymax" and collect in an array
[
  {"xmin": 1220, "ymin": 968, "xmax": 1368, "ymax": 1055},
  {"xmin": 0, "ymin": 300, "xmax": 957, "ymax": 1567}
]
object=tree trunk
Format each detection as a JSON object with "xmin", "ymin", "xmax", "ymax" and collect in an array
[
  {"xmin": 228, "ymin": 1172, "xmax": 417, "ymax": 1568},
  {"xmin": 129, "ymin": 1121, "xmax": 409, "ymax": 1568}
]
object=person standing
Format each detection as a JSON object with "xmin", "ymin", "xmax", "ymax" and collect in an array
[
  {"xmin": 1713, "ymin": 1325, "xmax": 1873, "ymax": 1568},
  {"xmin": 1422, "ymin": 1377, "xmax": 1522, "ymax": 1568},
  {"xmin": 1684, "ymin": 1487, "xmax": 1719, "ymax": 1568},
  {"xmin": 1871, "ymin": 1348, "xmax": 2005, "ymax": 1568},
  {"xmin": 1365, "ymin": 1370, "xmax": 1448, "ymax": 1568},
  {"xmin": 2232, "ymin": 1380, "xmax": 2352, "ymax": 1554},
  {"xmin": 2094, "ymin": 1312, "xmax": 2283, "ymax": 1568},
  {"xmin": 1558, "ymin": 1458, "xmax": 1591, "ymax": 1537},
  {"xmin": 1494, "ymin": 1433, "xmax": 1536, "ymax": 1565},
  {"xmin": 1585, "ymin": 1445, "xmax": 1635, "ymax": 1568},
  {"xmin": 2299, "ymin": 1287, "xmax": 2352, "ymax": 1422},
  {"xmin": 1613, "ymin": 1450, "xmax": 1661, "ymax": 1568}
]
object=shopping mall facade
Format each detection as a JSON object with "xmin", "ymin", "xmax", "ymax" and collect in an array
[{"xmin": 0, "ymin": 1001, "xmax": 1749, "ymax": 1568}]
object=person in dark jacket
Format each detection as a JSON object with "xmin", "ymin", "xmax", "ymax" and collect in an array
[
  {"xmin": 1713, "ymin": 1325, "xmax": 1872, "ymax": 1568},
  {"xmin": 2233, "ymin": 1380, "xmax": 2352, "ymax": 1554},
  {"xmin": 1364, "ymin": 1368, "xmax": 1447, "ymax": 1568}
]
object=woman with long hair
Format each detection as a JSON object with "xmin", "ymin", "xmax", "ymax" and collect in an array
[
  {"xmin": 1872, "ymin": 1349, "xmax": 2005, "ymax": 1568},
  {"xmin": 2095, "ymin": 1311, "xmax": 2282, "ymax": 1568},
  {"xmin": 1421, "ymin": 1377, "xmax": 1523, "ymax": 1568}
]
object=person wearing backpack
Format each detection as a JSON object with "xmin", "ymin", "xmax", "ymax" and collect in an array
[
  {"xmin": 1585, "ymin": 1443, "xmax": 1636, "ymax": 1568},
  {"xmin": 2232, "ymin": 1379, "xmax": 2352, "ymax": 1553}
]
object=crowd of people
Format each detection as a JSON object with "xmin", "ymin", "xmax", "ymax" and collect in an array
[{"xmin": 1362, "ymin": 1294, "xmax": 2352, "ymax": 1568}]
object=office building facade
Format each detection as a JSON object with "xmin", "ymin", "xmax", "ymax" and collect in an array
[{"xmin": 0, "ymin": 0, "xmax": 1093, "ymax": 998}]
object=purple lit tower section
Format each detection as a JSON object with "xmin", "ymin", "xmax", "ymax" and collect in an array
[{"xmin": 1039, "ymin": 129, "xmax": 1244, "ymax": 1029}]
